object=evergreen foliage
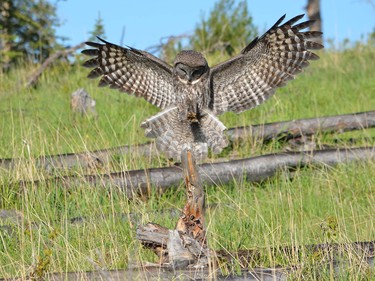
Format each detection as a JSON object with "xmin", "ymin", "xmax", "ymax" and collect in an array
[
  {"xmin": 161, "ymin": 0, "xmax": 257, "ymax": 63},
  {"xmin": 0, "ymin": 0, "xmax": 61, "ymax": 70},
  {"xmin": 190, "ymin": 0, "xmax": 257, "ymax": 56},
  {"xmin": 89, "ymin": 12, "xmax": 106, "ymax": 41}
]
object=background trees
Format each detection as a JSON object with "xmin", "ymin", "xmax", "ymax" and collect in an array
[
  {"xmin": 160, "ymin": 0, "xmax": 257, "ymax": 64},
  {"xmin": 0, "ymin": 0, "xmax": 61, "ymax": 70},
  {"xmin": 190, "ymin": 0, "xmax": 256, "ymax": 57}
]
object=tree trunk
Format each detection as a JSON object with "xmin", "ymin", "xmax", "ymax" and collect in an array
[
  {"xmin": 0, "ymin": 1, "xmax": 12, "ymax": 71},
  {"xmin": 306, "ymin": 0, "xmax": 323, "ymax": 44}
]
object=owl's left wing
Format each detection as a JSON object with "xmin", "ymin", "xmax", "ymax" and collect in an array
[
  {"xmin": 210, "ymin": 14, "xmax": 323, "ymax": 115},
  {"xmin": 82, "ymin": 37, "xmax": 175, "ymax": 109}
]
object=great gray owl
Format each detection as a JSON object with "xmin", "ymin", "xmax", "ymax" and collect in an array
[{"xmin": 82, "ymin": 14, "xmax": 323, "ymax": 161}]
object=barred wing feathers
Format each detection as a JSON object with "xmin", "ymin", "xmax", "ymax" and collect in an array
[
  {"xmin": 211, "ymin": 14, "xmax": 323, "ymax": 115},
  {"xmin": 82, "ymin": 37, "xmax": 175, "ymax": 109}
]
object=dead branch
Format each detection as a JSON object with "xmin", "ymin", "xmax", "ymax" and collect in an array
[
  {"xmin": 22, "ymin": 147, "xmax": 375, "ymax": 198},
  {"xmin": 1, "ymin": 110, "xmax": 374, "ymax": 172},
  {"xmin": 25, "ymin": 42, "xmax": 85, "ymax": 88},
  {"xmin": 145, "ymin": 34, "xmax": 191, "ymax": 55}
]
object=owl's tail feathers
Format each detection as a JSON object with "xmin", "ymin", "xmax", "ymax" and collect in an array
[{"xmin": 141, "ymin": 107, "xmax": 228, "ymax": 161}]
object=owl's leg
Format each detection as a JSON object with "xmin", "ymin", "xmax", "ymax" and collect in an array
[
  {"xmin": 179, "ymin": 101, "xmax": 199, "ymax": 123},
  {"xmin": 179, "ymin": 108, "xmax": 199, "ymax": 123}
]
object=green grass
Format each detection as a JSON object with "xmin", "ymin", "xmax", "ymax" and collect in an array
[{"xmin": 0, "ymin": 44, "xmax": 375, "ymax": 279}]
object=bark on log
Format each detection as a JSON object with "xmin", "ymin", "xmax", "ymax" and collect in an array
[
  {"xmin": 22, "ymin": 147, "xmax": 375, "ymax": 198},
  {"xmin": 26, "ymin": 42, "xmax": 85, "ymax": 88},
  {"xmin": 1, "ymin": 110, "xmax": 374, "ymax": 172}
]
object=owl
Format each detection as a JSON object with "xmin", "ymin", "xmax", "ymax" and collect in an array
[{"xmin": 82, "ymin": 14, "xmax": 323, "ymax": 161}]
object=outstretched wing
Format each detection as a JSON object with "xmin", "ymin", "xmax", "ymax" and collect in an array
[
  {"xmin": 82, "ymin": 37, "xmax": 175, "ymax": 109},
  {"xmin": 210, "ymin": 14, "xmax": 323, "ymax": 115}
]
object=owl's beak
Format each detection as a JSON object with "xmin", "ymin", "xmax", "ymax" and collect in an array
[{"xmin": 187, "ymin": 71, "xmax": 194, "ymax": 83}]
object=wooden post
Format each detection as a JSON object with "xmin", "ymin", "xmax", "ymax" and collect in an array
[
  {"xmin": 176, "ymin": 148, "xmax": 206, "ymax": 244},
  {"xmin": 136, "ymin": 147, "xmax": 209, "ymax": 269},
  {"xmin": 168, "ymin": 147, "xmax": 208, "ymax": 268}
]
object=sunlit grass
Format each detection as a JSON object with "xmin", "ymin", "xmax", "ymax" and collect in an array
[{"xmin": 0, "ymin": 45, "xmax": 374, "ymax": 279}]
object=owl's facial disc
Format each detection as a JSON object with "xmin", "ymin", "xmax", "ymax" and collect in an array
[
  {"xmin": 175, "ymin": 63, "xmax": 207, "ymax": 84},
  {"xmin": 173, "ymin": 50, "xmax": 208, "ymax": 84}
]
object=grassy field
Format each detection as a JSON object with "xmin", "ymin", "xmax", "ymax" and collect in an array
[{"xmin": 0, "ymin": 43, "xmax": 374, "ymax": 280}]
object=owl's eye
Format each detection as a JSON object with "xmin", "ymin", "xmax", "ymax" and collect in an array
[
  {"xmin": 176, "ymin": 65, "xmax": 188, "ymax": 77},
  {"xmin": 192, "ymin": 68, "xmax": 205, "ymax": 79}
]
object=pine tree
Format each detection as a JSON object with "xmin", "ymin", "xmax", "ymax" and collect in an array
[{"xmin": 89, "ymin": 12, "xmax": 106, "ymax": 41}]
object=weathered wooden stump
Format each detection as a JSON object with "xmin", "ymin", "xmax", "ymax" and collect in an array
[
  {"xmin": 136, "ymin": 147, "xmax": 210, "ymax": 269},
  {"xmin": 70, "ymin": 88, "xmax": 97, "ymax": 116}
]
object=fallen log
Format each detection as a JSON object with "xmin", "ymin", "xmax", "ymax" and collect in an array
[
  {"xmin": 0, "ymin": 140, "xmax": 158, "ymax": 172},
  {"xmin": 1, "ymin": 240, "xmax": 373, "ymax": 281},
  {"xmin": 227, "ymin": 110, "xmax": 375, "ymax": 142},
  {"xmin": 1, "ymin": 110, "xmax": 374, "ymax": 172},
  {"xmin": 23, "ymin": 147, "xmax": 375, "ymax": 198}
]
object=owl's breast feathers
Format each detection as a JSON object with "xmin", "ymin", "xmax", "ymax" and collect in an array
[{"xmin": 175, "ymin": 79, "xmax": 211, "ymax": 124}]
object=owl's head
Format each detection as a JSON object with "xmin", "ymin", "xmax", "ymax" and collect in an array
[{"xmin": 173, "ymin": 50, "xmax": 209, "ymax": 85}]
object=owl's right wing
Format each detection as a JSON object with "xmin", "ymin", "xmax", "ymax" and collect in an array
[
  {"xmin": 210, "ymin": 14, "xmax": 323, "ymax": 115},
  {"xmin": 82, "ymin": 37, "xmax": 175, "ymax": 109}
]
